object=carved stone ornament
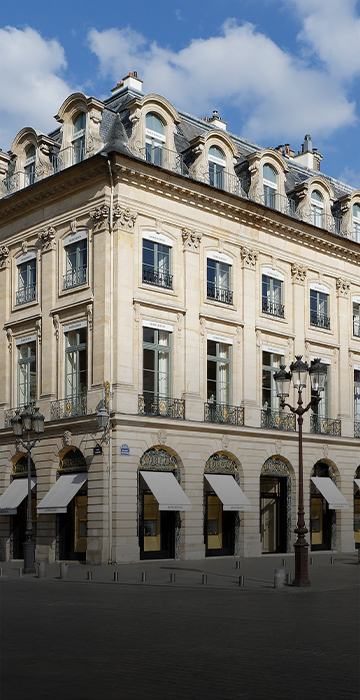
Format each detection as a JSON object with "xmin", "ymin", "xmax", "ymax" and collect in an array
[
  {"xmin": 21, "ymin": 241, "xmax": 28, "ymax": 254},
  {"xmin": 336, "ymin": 277, "xmax": 350, "ymax": 298},
  {"xmin": 291, "ymin": 263, "xmax": 307, "ymax": 283},
  {"xmin": 0, "ymin": 246, "xmax": 10, "ymax": 269},
  {"xmin": 240, "ymin": 246, "xmax": 258, "ymax": 268},
  {"xmin": 274, "ymin": 439, "xmax": 283, "ymax": 455},
  {"xmin": 322, "ymin": 443, "xmax": 329, "ymax": 458},
  {"xmin": 113, "ymin": 205, "xmax": 138, "ymax": 230},
  {"xmin": 90, "ymin": 205, "xmax": 109, "ymax": 230},
  {"xmin": 38, "ymin": 226, "xmax": 56, "ymax": 251},
  {"xmin": 157, "ymin": 429, "xmax": 167, "ymax": 446},
  {"xmin": 53, "ymin": 314, "xmax": 60, "ymax": 339},
  {"xmin": 182, "ymin": 228, "xmax": 202, "ymax": 252},
  {"xmin": 221, "ymin": 435, "xmax": 230, "ymax": 451},
  {"xmin": 86, "ymin": 304, "xmax": 93, "ymax": 331},
  {"xmin": 6, "ymin": 328, "xmax": 12, "ymax": 353},
  {"xmin": 36, "ymin": 319, "xmax": 42, "ymax": 345},
  {"xmin": 70, "ymin": 219, "xmax": 78, "ymax": 233},
  {"xmin": 62, "ymin": 430, "xmax": 72, "ymax": 447}
]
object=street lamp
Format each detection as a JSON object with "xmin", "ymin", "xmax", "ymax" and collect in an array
[
  {"xmin": 274, "ymin": 356, "xmax": 327, "ymax": 587},
  {"xmin": 11, "ymin": 405, "xmax": 44, "ymax": 574}
]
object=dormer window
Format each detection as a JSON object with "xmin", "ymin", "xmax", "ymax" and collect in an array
[
  {"xmin": 72, "ymin": 112, "xmax": 86, "ymax": 164},
  {"xmin": 311, "ymin": 191, "xmax": 324, "ymax": 227},
  {"xmin": 145, "ymin": 113, "xmax": 165, "ymax": 166},
  {"xmin": 208, "ymin": 146, "xmax": 225, "ymax": 189},
  {"xmin": 353, "ymin": 204, "xmax": 360, "ymax": 243},
  {"xmin": 263, "ymin": 164, "xmax": 277, "ymax": 208},
  {"xmin": 24, "ymin": 145, "xmax": 36, "ymax": 187}
]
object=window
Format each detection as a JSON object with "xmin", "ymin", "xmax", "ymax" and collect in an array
[
  {"xmin": 208, "ymin": 146, "xmax": 225, "ymax": 189},
  {"xmin": 311, "ymin": 191, "xmax": 324, "ymax": 227},
  {"xmin": 207, "ymin": 257, "xmax": 232, "ymax": 304},
  {"xmin": 145, "ymin": 113, "xmax": 165, "ymax": 166},
  {"xmin": 16, "ymin": 257, "xmax": 36, "ymax": 305},
  {"xmin": 263, "ymin": 164, "xmax": 277, "ymax": 208},
  {"xmin": 72, "ymin": 112, "xmax": 86, "ymax": 164},
  {"xmin": 207, "ymin": 340, "xmax": 231, "ymax": 406},
  {"xmin": 312, "ymin": 365, "xmax": 329, "ymax": 421},
  {"xmin": 142, "ymin": 238, "xmax": 172, "ymax": 289},
  {"xmin": 262, "ymin": 351, "xmax": 283, "ymax": 410},
  {"xmin": 262, "ymin": 273, "xmax": 284, "ymax": 318},
  {"xmin": 24, "ymin": 145, "xmax": 36, "ymax": 187},
  {"xmin": 353, "ymin": 204, "xmax": 360, "ymax": 243},
  {"xmin": 354, "ymin": 370, "xmax": 360, "ymax": 423},
  {"xmin": 64, "ymin": 238, "xmax": 88, "ymax": 289},
  {"xmin": 310, "ymin": 289, "xmax": 330, "ymax": 329},
  {"xmin": 143, "ymin": 327, "xmax": 171, "ymax": 409},
  {"xmin": 18, "ymin": 341, "xmax": 36, "ymax": 406},
  {"xmin": 65, "ymin": 327, "xmax": 87, "ymax": 399},
  {"xmin": 353, "ymin": 302, "xmax": 360, "ymax": 337}
]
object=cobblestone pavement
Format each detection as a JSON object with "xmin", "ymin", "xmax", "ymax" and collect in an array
[{"xmin": 1, "ymin": 553, "xmax": 359, "ymax": 700}]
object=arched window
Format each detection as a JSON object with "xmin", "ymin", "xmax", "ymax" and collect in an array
[
  {"xmin": 24, "ymin": 145, "xmax": 36, "ymax": 187},
  {"xmin": 208, "ymin": 145, "xmax": 225, "ymax": 189},
  {"xmin": 311, "ymin": 190, "xmax": 324, "ymax": 227},
  {"xmin": 72, "ymin": 112, "xmax": 86, "ymax": 164},
  {"xmin": 263, "ymin": 164, "xmax": 277, "ymax": 208},
  {"xmin": 353, "ymin": 204, "xmax": 360, "ymax": 243},
  {"xmin": 145, "ymin": 112, "xmax": 165, "ymax": 166}
]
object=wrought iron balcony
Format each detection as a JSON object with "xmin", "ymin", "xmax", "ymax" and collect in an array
[
  {"xmin": 4, "ymin": 403, "xmax": 37, "ymax": 429},
  {"xmin": 15, "ymin": 285, "xmax": 36, "ymax": 305},
  {"xmin": 202, "ymin": 170, "xmax": 242, "ymax": 197},
  {"xmin": 204, "ymin": 402, "xmax": 244, "ymax": 426},
  {"xmin": 262, "ymin": 298, "xmax": 284, "ymax": 318},
  {"xmin": 51, "ymin": 145, "xmax": 87, "ymax": 172},
  {"xmin": 207, "ymin": 284, "xmax": 233, "ymax": 305},
  {"xmin": 50, "ymin": 393, "xmax": 87, "ymax": 420},
  {"xmin": 63, "ymin": 267, "xmax": 88, "ymax": 290},
  {"xmin": 310, "ymin": 312, "xmax": 330, "ymax": 330},
  {"xmin": 139, "ymin": 146, "xmax": 188, "ymax": 176},
  {"xmin": 354, "ymin": 421, "xmax": 360, "ymax": 438},
  {"xmin": 138, "ymin": 394, "xmax": 185, "ymax": 419},
  {"xmin": 261, "ymin": 409, "xmax": 296, "ymax": 432},
  {"xmin": 259, "ymin": 192, "xmax": 296, "ymax": 217},
  {"xmin": 142, "ymin": 267, "xmax": 173, "ymax": 289},
  {"xmin": 310, "ymin": 415, "xmax": 341, "ymax": 436}
]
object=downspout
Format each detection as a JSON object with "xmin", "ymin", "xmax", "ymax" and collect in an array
[{"xmin": 107, "ymin": 157, "xmax": 114, "ymax": 563}]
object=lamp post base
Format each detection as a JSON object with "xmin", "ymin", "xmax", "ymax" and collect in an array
[
  {"xmin": 23, "ymin": 540, "xmax": 36, "ymax": 574},
  {"xmin": 292, "ymin": 541, "xmax": 311, "ymax": 587}
]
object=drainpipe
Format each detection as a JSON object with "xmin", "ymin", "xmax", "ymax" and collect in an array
[{"xmin": 107, "ymin": 157, "xmax": 114, "ymax": 564}]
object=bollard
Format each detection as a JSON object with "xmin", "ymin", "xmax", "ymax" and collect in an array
[
  {"xmin": 19, "ymin": 568, "xmax": 23, "ymax": 577},
  {"xmin": 60, "ymin": 562, "xmax": 68, "ymax": 580},
  {"xmin": 274, "ymin": 568, "xmax": 286, "ymax": 589},
  {"xmin": 170, "ymin": 572, "xmax": 175, "ymax": 583},
  {"xmin": 238, "ymin": 575, "xmax": 244, "ymax": 587},
  {"xmin": 113, "ymin": 571, "xmax": 119, "ymax": 582},
  {"xmin": 286, "ymin": 573, "xmax": 292, "ymax": 585},
  {"xmin": 202, "ymin": 573, "xmax": 208, "ymax": 585},
  {"xmin": 235, "ymin": 560, "xmax": 240, "ymax": 569},
  {"xmin": 141, "ymin": 571, "xmax": 146, "ymax": 583},
  {"xmin": 0, "ymin": 568, "xmax": 2, "ymax": 578},
  {"xmin": 37, "ymin": 561, "xmax": 46, "ymax": 579},
  {"xmin": 282, "ymin": 558, "xmax": 286, "ymax": 566},
  {"xmin": 330, "ymin": 556, "xmax": 334, "ymax": 564},
  {"xmin": 87, "ymin": 570, "xmax": 92, "ymax": 581},
  {"xmin": 310, "ymin": 557, "xmax": 314, "ymax": 566}
]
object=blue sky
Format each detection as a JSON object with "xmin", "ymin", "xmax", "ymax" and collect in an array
[{"xmin": 1, "ymin": 0, "xmax": 360, "ymax": 186}]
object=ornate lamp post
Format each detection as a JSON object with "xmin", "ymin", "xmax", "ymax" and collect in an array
[
  {"xmin": 11, "ymin": 405, "xmax": 44, "ymax": 574},
  {"xmin": 274, "ymin": 357, "xmax": 327, "ymax": 587}
]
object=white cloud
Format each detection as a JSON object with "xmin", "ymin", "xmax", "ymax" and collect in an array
[
  {"xmin": 337, "ymin": 165, "xmax": 360, "ymax": 188},
  {"xmin": 87, "ymin": 19, "xmax": 356, "ymax": 142},
  {"xmin": 0, "ymin": 26, "xmax": 72, "ymax": 149}
]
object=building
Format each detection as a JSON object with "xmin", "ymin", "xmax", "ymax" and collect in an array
[{"xmin": 0, "ymin": 72, "xmax": 359, "ymax": 565}]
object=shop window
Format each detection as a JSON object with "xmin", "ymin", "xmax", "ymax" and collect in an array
[
  {"xmin": 65, "ymin": 327, "xmax": 87, "ymax": 399},
  {"xmin": 142, "ymin": 239, "xmax": 172, "ymax": 289},
  {"xmin": 24, "ymin": 145, "xmax": 36, "ymax": 187},
  {"xmin": 145, "ymin": 113, "xmax": 165, "ymax": 166},
  {"xmin": 207, "ymin": 340, "xmax": 231, "ymax": 406},
  {"xmin": 262, "ymin": 273, "xmax": 284, "ymax": 318},
  {"xmin": 64, "ymin": 238, "xmax": 88, "ymax": 289},
  {"xmin": 143, "ymin": 327, "xmax": 171, "ymax": 412},
  {"xmin": 72, "ymin": 112, "xmax": 86, "ymax": 164},
  {"xmin": 208, "ymin": 145, "xmax": 225, "ymax": 189},
  {"xmin": 263, "ymin": 164, "xmax": 277, "ymax": 208},
  {"xmin": 18, "ymin": 341, "xmax": 36, "ymax": 406},
  {"xmin": 311, "ymin": 190, "xmax": 324, "ymax": 227},
  {"xmin": 207, "ymin": 258, "xmax": 232, "ymax": 304},
  {"xmin": 353, "ymin": 204, "xmax": 360, "ymax": 243},
  {"xmin": 310, "ymin": 289, "xmax": 330, "ymax": 329},
  {"xmin": 16, "ymin": 257, "xmax": 36, "ymax": 305}
]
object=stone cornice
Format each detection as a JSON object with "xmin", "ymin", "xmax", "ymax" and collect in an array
[{"xmin": 133, "ymin": 296, "xmax": 186, "ymax": 315}]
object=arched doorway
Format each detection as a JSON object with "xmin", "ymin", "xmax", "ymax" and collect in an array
[
  {"xmin": 310, "ymin": 461, "xmax": 336, "ymax": 551},
  {"xmin": 10, "ymin": 455, "xmax": 36, "ymax": 560},
  {"xmin": 138, "ymin": 448, "xmax": 190, "ymax": 560},
  {"xmin": 354, "ymin": 466, "xmax": 360, "ymax": 549},
  {"xmin": 260, "ymin": 457, "xmax": 291, "ymax": 554},
  {"xmin": 204, "ymin": 453, "xmax": 247, "ymax": 557}
]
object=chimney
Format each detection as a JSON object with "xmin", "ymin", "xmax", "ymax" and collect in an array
[
  {"xmin": 208, "ymin": 109, "xmax": 227, "ymax": 131},
  {"xmin": 293, "ymin": 134, "xmax": 322, "ymax": 170},
  {"xmin": 111, "ymin": 72, "xmax": 143, "ymax": 96}
]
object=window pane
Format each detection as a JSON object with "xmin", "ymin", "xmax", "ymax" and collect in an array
[
  {"xmin": 207, "ymin": 340, "xmax": 217, "ymax": 357},
  {"xmin": 143, "ymin": 327, "xmax": 155, "ymax": 344},
  {"xmin": 146, "ymin": 113, "xmax": 164, "ymax": 134},
  {"xmin": 263, "ymin": 164, "xmax": 276, "ymax": 183},
  {"xmin": 218, "ymin": 263, "xmax": 230, "ymax": 290},
  {"xmin": 73, "ymin": 112, "xmax": 86, "ymax": 133},
  {"xmin": 209, "ymin": 145, "xmax": 224, "ymax": 160},
  {"xmin": 157, "ymin": 245, "xmax": 170, "ymax": 274},
  {"xmin": 207, "ymin": 260, "xmax": 216, "ymax": 286},
  {"xmin": 143, "ymin": 348, "xmax": 155, "ymax": 370},
  {"xmin": 143, "ymin": 241, "xmax": 155, "ymax": 270}
]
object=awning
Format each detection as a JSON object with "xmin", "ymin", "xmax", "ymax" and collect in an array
[
  {"xmin": 140, "ymin": 471, "xmax": 192, "ymax": 511},
  {"xmin": 311, "ymin": 477, "xmax": 349, "ymax": 510},
  {"xmin": 37, "ymin": 472, "xmax": 87, "ymax": 514},
  {"xmin": 205, "ymin": 474, "xmax": 251, "ymax": 511},
  {"xmin": 354, "ymin": 479, "xmax": 360, "ymax": 489},
  {"xmin": 0, "ymin": 477, "xmax": 37, "ymax": 515}
]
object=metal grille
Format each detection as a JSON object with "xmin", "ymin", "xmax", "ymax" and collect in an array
[
  {"xmin": 138, "ymin": 394, "xmax": 185, "ymax": 419},
  {"xmin": 63, "ymin": 267, "xmax": 87, "ymax": 289},
  {"xmin": 204, "ymin": 403, "xmax": 244, "ymax": 426},
  {"xmin": 310, "ymin": 312, "xmax": 330, "ymax": 329},
  {"xmin": 15, "ymin": 285, "xmax": 36, "ymax": 305},
  {"xmin": 310, "ymin": 415, "xmax": 341, "ymax": 435},
  {"xmin": 261, "ymin": 409, "xmax": 296, "ymax": 432},
  {"xmin": 50, "ymin": 393, "xmax": 87, "ymax": 420},
  {"xmin": 142, "ymin": 268, "xmax": 173, "ymax": 289},
  {"xmin": 262, "ymin": 298, "xmax": 285, "ymax": 318},
  {"xmin": 207, "ymin": 285, "xmax": 233, "ymax": 305}
]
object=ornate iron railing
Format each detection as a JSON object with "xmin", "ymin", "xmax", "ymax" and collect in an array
[
  {"xmin": 261, "ymin": 409, "xmax": 296, "ymax": 432},
  {"xmin": 15, "ymin": 285, "xmax": 37, "ymax": 305},
  {"xmin": 354, "ymin": 421, "xmax": 360, "ymax": 438},
  {"xmin": 204, "ymin": 402, "xmax": 244, "ymax": 426},
  {"xmin": 4, "ymin": 403, "xmax": 37, "ymax": 429},
  {"xmin": 142, "ymin": 268, "xmax": 173, "ymax": 289},
  {"xmin": 51, "ymin": 145, "xmax": 87, "ymax": 172},
  {"xmin": 310, "ymin": 312, "xmax": 330, "ymax": 330},
  {"xmin": 201, "ymin": 170, "xmax": 242, "ymax": 197},
  {"xmin": 63, "ymin": 267, "xmax": 88, "ymax": 289},
  {"xmin": 207, "ymin": 285, "xmax": 233, "ymax": 305},
  {"xmin": 262, "ymin": 298, "xmax": 285, "ymax": 318},
  {"xmin": 50, "ymin": 393, "xmax": 87, "ymax": 420},
  {"xmin": 139, "ymin": 146, "xmax": 187, "ymax": 176},
  {"xmin": 310, "ymin": 415, "xmax": 341, "ymax": 436},
  {"xmin": 259, "ymin": 192, "xmax": 296, "ymax": 217},
  {"xmin": 138, "ymin": 394, "xmax": 185, "ymax": 419}
]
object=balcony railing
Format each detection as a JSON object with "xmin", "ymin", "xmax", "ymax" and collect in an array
[
  {"xmin": 63, "ymin": 267, "xmax": 88, "ymax": 290},
  {"xmin": 310, "ymin": 312, "xmax": 330, "ymax": 330},
  {"xmin": 51, "ymin": 145, "xmax": 87, "ymax": 172},
  {"xmin": 4, "ymin": 403, "xmax": 37, "ymax": 429},
  {"xmin": 142, "ymin": 268, "xmax": 173, "ymax": 289},
  {"xmin": 262, "ymin": 298, "xmax": 284, "ymax": 318},
  {"xmin": 140, "ymin": 146, "xmax": 188, "ymax": 176},
  {"xmin": 204, "ymin": 402, "xmax": 244, "ymax": 426},
  {"xmin": 354, "ymin": 421, "xmax": 360, "ymax": 438},
  {"xmin": 261, "ymin": 409, "xmax": 296, "ymax": 432},
  {"xmin": 50, "ymin": 393, "xmax": 87, "ymax": 420},
  {"xmin": 201, "ymin": 170, "xmax": 242, "ymax": 197},
  {"xmin": 138, "ymin": 394, "xmax": 185, "ymax": 419},
  {"xmin": 207, "ymin": 285, "xmax": 233, "ymax": 305},
  {"xmin": 2, "ymin": 171, "xmax": 36, "ymax": 195},
  {"xmin": 259, "ymin": 192, "xmax": 296, "ymax": 217},
  {"xmin": 15, "ymin": 285, "xmax": 36, "ymax": 305},
  {"xmin": 310, "ymin": 415, "xmax": 341, "ymax": 436}
]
